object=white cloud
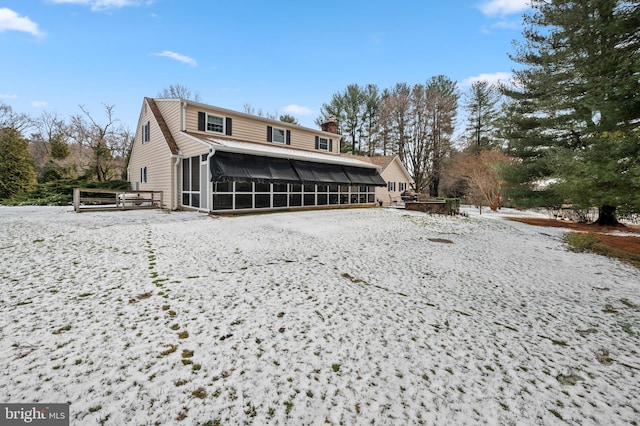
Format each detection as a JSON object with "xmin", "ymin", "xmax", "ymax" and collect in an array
[
  {"xmin": 283, "ymin": 104, "xmax": 314, "ymax": 116},
  {"xmin": 0, "ymin": 94, "xmax": 18, "ymax": 99},
  {"xmin": 154, "ymin": 51, "xmax": 197, "ymax": 67},
  {"xmin": 0, "ymin": 8, "xmax": 44, "ymax": 36},
  {"xmin": 32, "ymin": 101, "xmax": 48, "ymax": 108},
  {"xmin": 478, "ymin": 0, "xmax": 530, "ymax": 17},
  {"xmin": 461, "ymin": 72, "xmax": 512, "ymax": 87}
]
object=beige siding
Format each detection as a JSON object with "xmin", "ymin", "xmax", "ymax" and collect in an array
[
  {"xmin": 184, "ymin": 104, "xmax": 340, "ymax": 155},
  {"xmin": 376, "ymin": 158, "xmax": 413, "ymax": 206},
  {"xmin": 127, "ymin": 100, "xmax": 175, "ymax": 209}
]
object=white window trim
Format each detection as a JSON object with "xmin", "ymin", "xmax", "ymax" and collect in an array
[
  {"xmin": 318, "ymin": 137, "xmax": 329, "ymax": 151},
  {"xmin": 141, "ymin": 121, "xmax": 150, "ymax": 144},
  {"xmin": 206, "ymin": 114, "xmax": 225, "ymax": 134},
  {"xmin": 272, "ymin": 127, "xmax": 286, "ymax": 144}
]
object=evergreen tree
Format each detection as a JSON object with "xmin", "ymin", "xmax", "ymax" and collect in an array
[
  {"xmin": 501, "ymin": 0, "xmax": 640, "ymax": 224},
  {"xmin": 464, "ymin": 80, "xmax": 501, "ymax": 151},
  {"xmin": 0, "ymin": 128, "xmax": 37, "ymax": 199}
]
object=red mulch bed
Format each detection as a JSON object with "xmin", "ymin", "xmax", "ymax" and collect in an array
[{"xmin": 510, "ymin": 218, "xmax": 640, "ymax": 256}]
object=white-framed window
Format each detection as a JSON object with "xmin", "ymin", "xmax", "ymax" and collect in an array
[
  {"xmin": 387, "ymin": 181, "xmax": 396, "ymax": 192},
  {"xmin": 318, "ymin": 137, "xmax": 329, "ymax": 150},
  {"xmin": 140, "ymin": 167, "xmax": 147, "ymax": 183},
  {"xmin": 141, "ymin": 121, "xmax": 150, "ymax": 144},
  {"xmin": 272, "ymin": 127, "xmax": 286, "ymax": 144},
  {"xmin": 399, "ymin": 182, "xmax": 406, "ymax": 192},
  {"xmin": 207, "ymin": 114, "xmax": 225, "ymax": 133}
]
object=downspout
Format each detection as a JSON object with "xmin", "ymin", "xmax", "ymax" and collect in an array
[
  {"xmin": 206, "ymin": 148, "xmax": 216, "ymax": 211},
  {"xmin": 172, "ymin": 152, "xmax": 182, "ymax": 210},
  {"xmin": 181, "ymin": 100, "xmax": 187, "ymax": 132}
]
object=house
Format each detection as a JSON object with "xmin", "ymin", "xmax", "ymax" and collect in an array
[
  {"xmin": 127, "ymin": 98, "xmax": 386, "ymax": 213},
  {"xmin": 343, "ymin": 155, "xmax": 413, "ymax": 206}
]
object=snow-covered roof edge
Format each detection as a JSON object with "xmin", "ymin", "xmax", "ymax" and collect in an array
[{"xmin": 183, "ymin": 133, "xmax": 380, "ymax": 169}]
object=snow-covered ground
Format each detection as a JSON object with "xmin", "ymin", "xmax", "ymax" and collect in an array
[{"xmin": 1, "ymin": 206, "xmax": 638, "ymax": 425}]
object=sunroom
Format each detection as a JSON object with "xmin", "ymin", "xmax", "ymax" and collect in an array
[{"xmin": 180, "ymin": 136, "xmax": 386, "ymax": 213}]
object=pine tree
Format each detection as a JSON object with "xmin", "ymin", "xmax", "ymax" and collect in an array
[
  {"xmin": 464, "ymin": 80, "xmax": 501, "ymax": 151},
  {"xmin": 0, "ymin": 128, "xmax": 37, "ymax": 200},
  {"xmin": 501, "ymin": 0, "xmax": 640, "ymax": 224}
]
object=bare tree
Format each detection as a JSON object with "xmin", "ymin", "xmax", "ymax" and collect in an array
[
  {"xmin": 70, "ymin": 104, "xmax": 130, "ymax": 182},
  {"xmin": 0, "ymin": 102, "xmax": 31, "ymax": 134},
  {"xmin": 447, "ymin": 150, "xmax": 512, "ymax": 212},
  {"xmin": 424, "ymin": 75, "xmax": 459, "ymax": 196},
  {"xmin": 242, "ymin": 103, "xmax": 278, "ymax": 120},
  {"xmin": 157, "ymin": 83, "xmax": 201, "ymax": 102},
  {"xmin": 29, "ymin": 111, "xmax": 70, "ymax": 180},
  {"xmin": 378, "ymin": 83, "xmax": 411, "ymax": 162}
]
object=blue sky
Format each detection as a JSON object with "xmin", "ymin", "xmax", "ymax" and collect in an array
[{"xmin": 1, "ymin": 0, "xmax": 529, "ymax": 133}]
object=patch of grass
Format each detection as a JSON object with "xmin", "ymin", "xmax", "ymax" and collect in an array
[
  {"xmin": 284, "ymin": 400, "xmax": 294, "ymax": 415},
  {"xmin": 174, "ymin": 379, "xmax": 188, "ymax": 386},
  {"xmin": 548, "ymin": 409, "xmax": 563, "ymax": 420},
  {"xmin": 170, "ymin": 324, "xmax": 180, "ymax": 331},
  {"xmin": 178, "ymin": 330, "xmax": 189, "ymax": 339},
  {"xmin": 88, "ymin": 405, "xmax": 102, "ymax": 413},
  {"xmin": 341, "ymin": 272, "xmax": 366, "ymax": 283},
  {"xmin": 160, "ymin": 344, "xmax": 178, "ymax": 356},
  {"xmin": 192, "ymin": 387, "xmax": 207, "ymax": 399},
  {"xmin": 563, "ymin": 232, "xmax": 640, "ymax": 268},
  {"xmin": 331, "ymin": 363, "xmax": 340, "ymax": 373},
  {"xmin": 182, "ymin": 349, "xmax": 194, "ymax": 358},
  {"xmin": 52, "ymin": 325, "xmax": 71, "ymax": 335}
]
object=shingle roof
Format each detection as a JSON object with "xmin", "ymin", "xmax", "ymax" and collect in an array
[{"xmin": 341, "ymin": 154, "xmax": 396, "ymax": 171}]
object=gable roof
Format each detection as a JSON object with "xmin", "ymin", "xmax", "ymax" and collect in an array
[
  {"xmin": 342, "ymin": 155, "xmax": 395, "ymax": 170},
  {"xmin": 145, "ymin": 97, "xmax": 180, "ymax": 155},
  {"xmin": 343, "ymin": 154, "xmax": 413, "ymax": 182}
]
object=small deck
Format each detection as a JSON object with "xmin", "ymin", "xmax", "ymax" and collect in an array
[{"xmin": 73, "ymin": 188, "xmax": 163, "ymax": 213}]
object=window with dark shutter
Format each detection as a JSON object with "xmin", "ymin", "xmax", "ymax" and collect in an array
[
  {"xmin": 286, "ymin": 130, "xmax": 291, "ymax": 145},
  {"xmin": 198, "ymin": 112, "xmax": 205, "ymax": 131},
  {"xmin": 267, "ymin": 126, "xmax": 273, "ymax": 142},
  {"xmin": 315, "ymin": 136, "xmax": 319, "ymax": 150},
  {"xmin": 225, "ymin": 117, "xmax": 232, "ymax": 135},
  {"xmin": 329, "ymin": 139, "xmax": 333, "ymax": 152}
]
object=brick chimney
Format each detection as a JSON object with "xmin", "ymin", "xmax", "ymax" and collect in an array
[{"xmin": 321, "ymin": 116, "xmax": 339, "ymax": 134}]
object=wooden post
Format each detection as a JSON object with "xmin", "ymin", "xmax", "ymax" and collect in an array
[{"xmin": 73, "ymin": 188, "xmax": 80, "ymax": 212}]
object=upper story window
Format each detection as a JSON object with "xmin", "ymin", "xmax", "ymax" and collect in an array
[
  {"xmin": 315, "ymin": 136, "xmax": 332, "ymax": 151},
  {"xmin": 207, "ymin": 114, "xmax": 225, "ymax": 133},
  {"xmin": 387, "ymin": 181, "xmax": 396, "ymax": 192},
  {"xmin": 267, "ymin": 126, "xmax": 291, "ymax": 145},
  {"xmin": 272, "ymin": 127, "xmax": 286, "ymax": 143},
  {"xmin": 141, "ymin": 121, "xmax": 150, "ymax": 144},
  {"xmin": 198, "ymin": 111, "xmax": 232, "ymax": 136}
]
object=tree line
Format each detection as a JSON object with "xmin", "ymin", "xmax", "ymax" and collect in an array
[
  {"xmin": 315, "ymin": 76, "xmax": 504, "ymax": 200},
  {"xmin": 0, "ymin": 102, "xmax": 133, "ymax": 200},
  {"xmin": 316, "ymin": 0, "xmax": 639, "ymax": 224}
]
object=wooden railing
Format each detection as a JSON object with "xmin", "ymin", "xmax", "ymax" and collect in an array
[{"xmin": 73, "ymin": 188, "xmax": 163, "ymax": 213}]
